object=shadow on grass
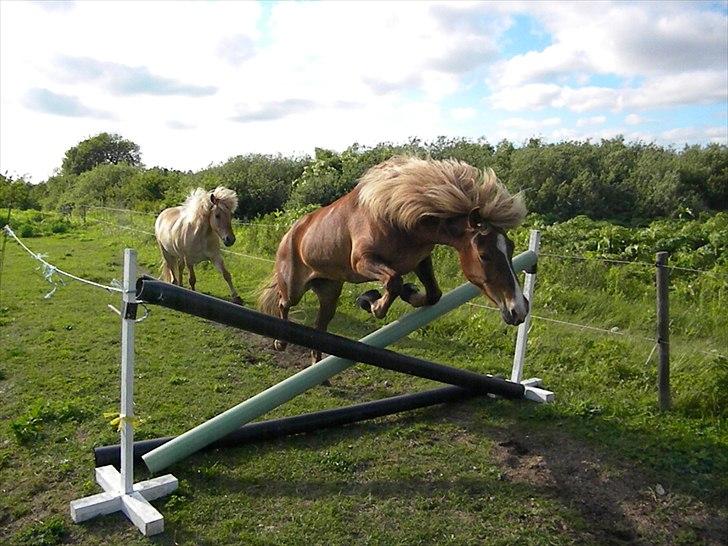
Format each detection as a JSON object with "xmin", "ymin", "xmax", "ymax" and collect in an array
[{"xmin": 93, "ymin": 396, "xmax": 713, "ymax": 545}]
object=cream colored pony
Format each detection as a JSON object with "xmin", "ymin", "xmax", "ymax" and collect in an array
[{"xmin": 155, "ymin": 186, "xmax": 242, "ymax": 304}]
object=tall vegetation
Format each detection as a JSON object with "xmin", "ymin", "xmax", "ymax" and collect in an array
[{"xmin": 6, "ymin": 133, "xmax": 727, "ymax": 222}]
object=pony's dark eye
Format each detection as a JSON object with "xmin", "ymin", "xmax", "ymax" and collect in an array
[{"xmin": 215, "ymin": 213, "xmax": 220, "ymax": 219}]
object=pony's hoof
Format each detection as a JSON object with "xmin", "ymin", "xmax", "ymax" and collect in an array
[
  {"xmin": 231, "ymin": 296, "xmax": 244, "ymax": 306},
  {"xmin": 400, "ymin": 283, "xmax": 420, "ymax": 303},
  {"xmin": 356, "ymin": 289, "xmax": 381, "ymax": 312},
  {"xmin": 274, "ymin": 340, "xmax": 287, "ymax": 351}
]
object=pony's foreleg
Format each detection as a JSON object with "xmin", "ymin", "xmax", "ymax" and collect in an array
[
  {"xmin": 352, "ymin": 253, "xmax": 402, "ymax": 319},
  {"xmin": 178, "ymin": 263, "xmax": 185, "ymax": 287},
  {"xmin": 211, "ymin": 254, "xmax": 242, "ymax": 305},
  {"xmin": 309, "ymin": 279, "xmax": 343, "ymax": 364},
  {"xmin": 403, "ymin": 256, "xmax": 442, "ymax": 308},
  {"xmin": 188, "ymin": 264, "xmax": 196, "ymax": 291}
]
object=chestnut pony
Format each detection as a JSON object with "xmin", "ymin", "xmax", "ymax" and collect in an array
[
  {"xmin": 155, "ymin": 186, "xmax": 242, "ymax": 304},
  {"xmin": 258, "ymin": 157, "xmax": 529, "ymax": 362}
]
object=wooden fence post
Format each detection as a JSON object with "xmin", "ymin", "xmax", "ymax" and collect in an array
[{"xmin": 656, "ymin": 251, "xmax": 671, "ymax": 411}]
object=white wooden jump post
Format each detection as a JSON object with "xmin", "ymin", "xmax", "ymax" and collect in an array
[
  {"xmin": 511, "ymin": 230, "xmax": 551, "ymax": 402},
  {"xmin": 70, "ymin": 249, "xmax": 177, "ymax": 536}
]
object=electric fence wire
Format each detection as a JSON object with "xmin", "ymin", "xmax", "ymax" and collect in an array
[
  {"xmin": 85, "ymin": 210, "xmax": 726, "ymax": 359},
  {"xmin": 3, "ymin": 224, "xmax": 123, "ymax": 295},
  {"xmin": 89, "ymin": 215, "xmax": 276, "ymax": 263},
  {"xmin": 539, "ymin": 252, "xmax": 727, "ymax": 278},
  {"xmin": 466, "ymin": 301, "xmax": 726, "ymax": 360}
]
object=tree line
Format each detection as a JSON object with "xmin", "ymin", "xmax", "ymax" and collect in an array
[{"xmin": 2, "ymin": 132, "xmax": 726, "ymax": 223}]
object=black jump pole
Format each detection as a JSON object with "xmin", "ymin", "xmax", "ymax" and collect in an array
[
  {"xmin": 94, "ymin": 385, "xmax": 478, "ymax": 468},
  {"xmin": 136, "ymin": 277, "xmax": 525, "ymax": 399}
]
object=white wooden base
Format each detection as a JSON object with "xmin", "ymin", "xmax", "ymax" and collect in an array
[
  {"xmin": 486, "ymin": 375, "xmax": 555, "ymax": 403},
  {"xmin": 521, "ymin": 377, "xmax": 555, "ymax": 404},
  {"xmin": 70, "ymin": 466, "xmax": 177, "ymax": 536}
]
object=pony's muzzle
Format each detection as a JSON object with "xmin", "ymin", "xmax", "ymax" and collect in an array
[
  {"xmin": 223, "ymin": 235, "xmax": 235, "ymax": 247},
  {"xmin": 501, "ymin": 297, "xmax": 529, "ymax": 326}
]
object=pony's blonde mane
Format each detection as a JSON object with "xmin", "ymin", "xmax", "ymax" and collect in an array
[
  {"xmin": 357, "ymin": 156, "xmax": 526, "ymax": 230},
  {"xmin": 181, "ymin": 186, "xmax": 238, "ymax": 226}
]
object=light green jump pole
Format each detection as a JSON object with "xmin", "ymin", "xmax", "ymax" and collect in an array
[{"xmin": 142, "ymin": 250, "xmax": 538, "ymax": 473}]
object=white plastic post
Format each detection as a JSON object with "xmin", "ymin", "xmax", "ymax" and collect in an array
[
  {"xmin": 511, "ymin": 230, "xmax": 539, "ymax": 383},
  {"xmin": 120, "ymin": 248, "xmax": 135, "ymax": 494},
  {"xmin": 70, "ymin": 249, "xmax": 177, "ymax": 536},
  {"xmin": 510, "ymin": 230, "xmax": 552, "ymax": 403}
]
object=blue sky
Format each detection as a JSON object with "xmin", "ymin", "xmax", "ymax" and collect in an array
[{"xmin": 1, "ymin": 0, "xmax": 726, "ymax": 181}]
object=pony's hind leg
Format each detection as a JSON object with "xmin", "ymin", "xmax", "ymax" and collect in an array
[
  {"xmin": 309, "ymin": 279, "xmax": 343, "ymax": 364},
  {"xmin": 401, "ymin": 256, "xmax": 442, "ymax": 308},
  {"xmin": 272, "ymin": 274, "xmax": 308, "ymax": 352},
  {"xmin": 159, "ymin": 246, "xmax": 180, "ymax": 285},
  {"xmin": 273, "ymin": 301, "xmax": 290, "ymax": 351}
]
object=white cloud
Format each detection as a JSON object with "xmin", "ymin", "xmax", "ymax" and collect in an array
[
  {"xmin": 660, "ymin": 126, "xmax": 727, "ymax": 145},
  {"xmin": 491, "ymin": 116, "xmax": 563, "ymax": 143},
  {"xmin": 488, "ymin": 2, "xmax": 727, "ymax": 112},
  {"xmin": 495, "ymin": 2, "xmax": 726, "ymax": 82},
  {"xmin": 576, "ymin": 115, "xmax": 606, "ymax": 127},
  {"xmin": 0, "ymin": 1, "xmax": 724, "ymax": 181},
  {"xmin": 499, "ymin": 117, "xmax": 561, "ymax": 130},
  {"xmin": 624, "ymin": 114, "xmax": 643, "ymax": 126},
  {"xmin": 450, "ymin": 107, "xmax": 478, "ymax": 121},
  {"xmin": 0, "ymin": 1, "xmax": 511, "ymax": 180},
  {"xmin": 490, "ymin": 71, "xmax": 726, "ymax": 113},
  {"xmin": 628, "ymin": 70, "xmax": 727, "ymax": 109},
  {"xmin": 491, "ymin": 43, "xmax": 592, "ymax": 87},
  {"xmin": 490, "ymin": 83, "xmax": 562, "ymax": 111},
  {"xmin": 491, "ymin": 84, "xmax": 619, "ymax": 112}
]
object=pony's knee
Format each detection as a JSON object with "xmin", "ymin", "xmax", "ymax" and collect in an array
[{"xmin": 384, "ymin": 275, "xmax": 403, "ymax": 295}]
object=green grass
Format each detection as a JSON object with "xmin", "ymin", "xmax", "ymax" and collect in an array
[{"xmin": 0, "ymin": 210, "xmax": 726, "ymax": 545}]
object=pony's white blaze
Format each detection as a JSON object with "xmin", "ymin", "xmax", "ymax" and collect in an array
[{"xmin": 497, "ymin": 233, "xmax": 528, "ymax": 318}]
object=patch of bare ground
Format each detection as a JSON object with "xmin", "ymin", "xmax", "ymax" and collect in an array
[{"xmin": 490, "ymin": 427, "xmax": 727, "ymax": 545}]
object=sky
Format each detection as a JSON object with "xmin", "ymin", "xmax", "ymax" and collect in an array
[{"xmin": 1, "ymin": 0, "xmax": 726, "ymax": 182}]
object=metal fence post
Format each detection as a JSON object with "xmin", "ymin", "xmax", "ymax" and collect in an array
[{"xmin": 656, "ymin": 251, "xmax": 671, "ymax": 411}]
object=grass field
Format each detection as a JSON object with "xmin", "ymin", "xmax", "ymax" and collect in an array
[{"xmin": 1, "ymin": 210, "xmax": 726, "ymax": 545}]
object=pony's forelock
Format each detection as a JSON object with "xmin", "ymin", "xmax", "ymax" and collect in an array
[
  {"xmin": 211, "ymin": 186, "xmax": 239, "ymax": 213},
  {"xmin": 181, "ymin": 186, "xmax": 238, "ymax": 225},
  {"xmin": 357, "ymin": 156, "xmax": 526, "ymax": 230}
]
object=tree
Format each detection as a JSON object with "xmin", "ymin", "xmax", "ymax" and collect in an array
[
  {"xmin": 61, "ymin": 133, "xmax": 141, "ymax": 176},
  {"xmin": 0, "ymin": 174, "xmax": 42, "ymax": 210},
  {"xmin": 187, "ymin": 154, "xmax": 307, "ymax": 218},
  {"xmin": 71, "ymin": 163, "xmax": 139, "ymax": 206},
  {"xmin": 120, "ymin": 168, "xmax": 182, "ymax": 210}
]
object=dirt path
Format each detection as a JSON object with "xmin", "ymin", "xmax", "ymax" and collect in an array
[{"xmin": 491, "ymin": 427, "xmax": 727, "ymax": 545}]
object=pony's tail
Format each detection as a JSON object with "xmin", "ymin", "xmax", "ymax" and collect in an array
[
  {"xmin": 257, "ymin": 271, "xmax": 280, "ymax": 316},
  {"xmin": 160, "ymin": 259, "xmax": 174, "ymax": 283}
]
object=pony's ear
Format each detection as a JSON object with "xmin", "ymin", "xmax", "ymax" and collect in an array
[
  {"xmin": 467, "ymin": 207, "xmax": 491, "ymax": 234},
  {"xmin": 467, "ymin": 208, "xmax": 483, "ymax": 230},
  {"xmin": 210, "ymin": 193, "xmax": 218, "ymax": 206}
]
